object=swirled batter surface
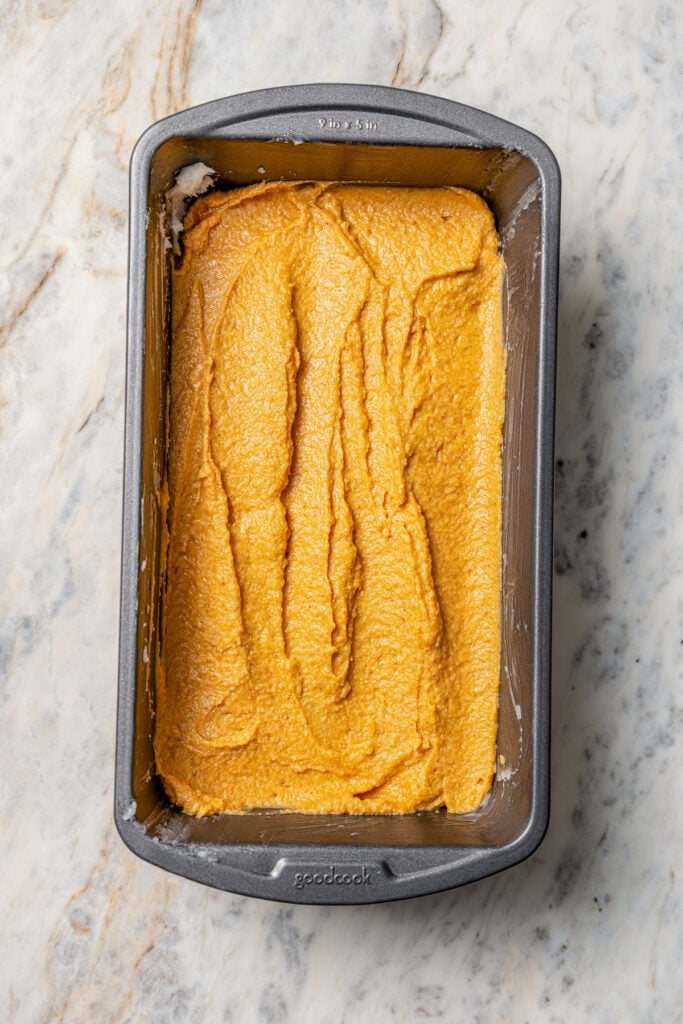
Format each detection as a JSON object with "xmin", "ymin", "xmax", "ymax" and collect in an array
[{"xmin": 157, "ymin": 181, "xmax": 505, "ymax": 815}]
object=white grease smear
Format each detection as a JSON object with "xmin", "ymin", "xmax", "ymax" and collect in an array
[
  {"xmin": 165, "ymin": 162, "xmax": 218, "ymax": 252},
  {"xmin": 121, "ymin": 799, "xmax": 137, "ymax": 822}
]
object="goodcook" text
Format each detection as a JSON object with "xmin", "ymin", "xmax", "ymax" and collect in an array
[{"xmin": 293, "ymin": 866, "xmax": 371, "ymax": 890}]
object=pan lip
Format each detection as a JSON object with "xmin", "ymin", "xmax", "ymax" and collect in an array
[
  {"xmin": 128, "ymin": 83, "xmax": 561, "ymax": 183},
  {"xmin": 116, "ymin": 83, "xmax": 558, "ymax": 903}
]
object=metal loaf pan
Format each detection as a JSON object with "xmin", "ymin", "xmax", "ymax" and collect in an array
[{"xmin": 116, "ymin": 84, "xmax": 559, "ymax": 904}]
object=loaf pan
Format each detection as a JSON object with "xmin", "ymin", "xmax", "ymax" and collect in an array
[{"xmin": 116, "ymin": 84, "xmax": 559, "ymax": 904}]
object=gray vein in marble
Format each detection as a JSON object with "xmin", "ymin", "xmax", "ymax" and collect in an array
[
  {"xmin": 391, "ymin": 0, "xmax": 444, "ymax": 87},
  {"xmin": 1, "ymin": 251, "xmax": 64, "ymax": 350}
]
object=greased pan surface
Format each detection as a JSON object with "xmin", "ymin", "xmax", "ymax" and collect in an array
[{"xmin": 116, "ymin": 84, "xmax": 559, "ymax": 904}]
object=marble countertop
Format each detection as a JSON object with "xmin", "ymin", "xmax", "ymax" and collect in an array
[{"xmin": 2, "ymin": 1, "xmax": 681, "ymax": 1020}]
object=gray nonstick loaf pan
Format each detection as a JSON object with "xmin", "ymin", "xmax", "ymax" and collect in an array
[{"xmin": 116, "ymin": 84, "xmax": 560, "ymax": 904}]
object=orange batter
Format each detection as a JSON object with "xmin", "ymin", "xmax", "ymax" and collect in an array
[{"xmin": 156, "ymin": 181, "xmax": 505, "ymax": 815}]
